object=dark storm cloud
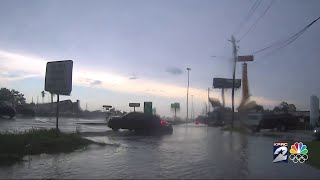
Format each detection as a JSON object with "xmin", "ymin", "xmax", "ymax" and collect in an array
[
  {"xmin": 128, "ymin": 74, "xmax": 139, "ymax": 80},
  {"xmin": 90, "ymin": 80, "xmax": 102, "ymax": 86},
  {"xmin": 166, "ymin": 67, "xmax": 183, "ymax": 75},
  {"xmin": 129, "ymin": 76, "xmax": 138, "ymax": 80}
]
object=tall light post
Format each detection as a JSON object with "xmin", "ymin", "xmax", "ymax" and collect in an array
[
  {"xmin": 186, "ymin": 67, "xmax": 191, "ymax": 123},
  {"xmin": 191, "ymin": 94, "xmax": 194, "ymax": 121}
]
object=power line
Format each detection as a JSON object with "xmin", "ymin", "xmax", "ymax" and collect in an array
[
  {"xmin": 234, "ymin": 0, "xmax": 262, "ymax": 36},
  {"xmin": 239, "ymin": 0, "xmax": 274, "ymax": 41},
  {"xmin": 247, "ymin": 0, "xmax": 263, "ymax": 21},
  {"xmin": 253, "ymin": 16, "xmax": 320, "ymax": 55}
]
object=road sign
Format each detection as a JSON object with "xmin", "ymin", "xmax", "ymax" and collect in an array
[
  {"xmin": 129, "ymin": 103, "xmax": 140, "ymax": 107},
  {"xmin": 171, "ymin": 102, "xmax": 180, "ymax": 109},
  {"xmin": 238, "ymin": 55, "xmax": 254, "ymax": 62},
  {"xmin": 213, "ymin": 78, "xmax": 241, "ymax": 89},
  {"xmin": 103, "ymin": 105, "xmax": 113, "ymax": 111},
  {"xmin": 45, "ymin": 60, "xmax": 73, "ymax": 95},
  {"xmin": 144, "ymin": 102, "xmax": 152, "ymax": 114}
]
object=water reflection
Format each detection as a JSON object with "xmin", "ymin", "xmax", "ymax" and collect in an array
[{"xmin": 0, "ymin": 119, "xmax": 319, "ymax": 179}]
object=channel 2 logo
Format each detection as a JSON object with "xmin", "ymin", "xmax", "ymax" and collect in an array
[
  {"xmin": 273, "ymin": 142, "xmax": 308, "ymax": 163},
  {"xmin": 273, "ymin": 142, "xmax": 288, "ymax": 163}
]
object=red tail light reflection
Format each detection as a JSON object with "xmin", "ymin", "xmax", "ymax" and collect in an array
[{"xmin": 160, "ymin": 120, "xmax": 169, "ymax": 127}]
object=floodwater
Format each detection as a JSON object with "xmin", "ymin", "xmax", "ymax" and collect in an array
[{"xmin": 0, "ymin": 117, "xmax": 319, "ymax": 179}]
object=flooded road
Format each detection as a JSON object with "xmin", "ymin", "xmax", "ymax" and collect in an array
[{"xmin": 0, "ymin": 117, "xmax": 319, "ymax": 179}]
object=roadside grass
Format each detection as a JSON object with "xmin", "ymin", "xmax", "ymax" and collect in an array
[{"xmin": 0, "ymin": 128, "xmax": 105, "ymax": 166}]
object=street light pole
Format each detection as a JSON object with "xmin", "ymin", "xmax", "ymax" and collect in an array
[
  {"xmin": 208, "ymin": 88, "xmax": 210, "ymax": 114},
  {"xmin": 186, "ymin": 68, "xmax": 191, "ymax": 123},
  {"xmin": 191, "ymin": 94, "xmax": 194, "ymax": 121}
]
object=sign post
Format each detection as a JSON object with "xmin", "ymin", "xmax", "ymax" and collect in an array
[
  {"xmin": 171, "ymin": 102, "xmax": 180, "ymax": 121},
  {"xmin": 45, "ymin": 60, "xmax": 73, "ymax": 132},
  {"xmin": 56, "ymin": 94, "xmax": 59, "ymax": 131},
  {"xmin": 129, "ymin": 103, "xmax": 140, "ymax": 112}
]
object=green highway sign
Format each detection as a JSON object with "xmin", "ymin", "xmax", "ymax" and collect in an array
[{"xmin": 144, "ymin": 102, "xmax": 152, "ymax": 114}]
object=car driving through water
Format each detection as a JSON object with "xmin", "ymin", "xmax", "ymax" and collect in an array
[{"xmin": 107, "ymin": 112, "xmax": 173, "ymax": 134}]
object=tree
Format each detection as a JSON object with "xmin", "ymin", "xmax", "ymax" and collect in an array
[
  {"xmin": 0, "ymin": 88, "xmax": 26, "ymax": 106},
  {"xmin": 273, "ymin": 101, "xmax": 296, "ymax": 113},
  {"xmin": 41, "ymin": 91, "xmax": 46, "ymax": 104},
  {"xmin": 255, "ymin": 104, "xmax": 264, "ymax": 112}
]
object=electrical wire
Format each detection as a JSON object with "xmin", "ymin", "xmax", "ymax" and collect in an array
[
  {"xmin": 253, "ymin": 16, "xmax": 320, "ymax": 55},
  {"xmin": 234, "ymin": 0, "xmax": 262, "ymax": 36},
  {"xmin": 239, "ymin": 0, "xmax": 274, "ymax": 41}
]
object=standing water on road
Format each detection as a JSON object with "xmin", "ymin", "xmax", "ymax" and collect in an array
[{"xmin": 0, "ymin": 118, "xmax": 319, "ymax": 179}]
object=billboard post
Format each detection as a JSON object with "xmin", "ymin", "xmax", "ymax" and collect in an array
[
  {"xmin": 171, "ymin": 102, "xmax": 180, "ymax": 121},
  {"xmin": 45, "ymin": 60, "xmax": 73, "ymax": 132},
  {"xmin": 129, "ymin": 103, "xmax": 140, "ymax": 112}
]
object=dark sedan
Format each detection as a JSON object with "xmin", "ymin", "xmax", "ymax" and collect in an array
[{"xmin": 107, "ymin": 112, "xmax": 173, "ymax": 134}]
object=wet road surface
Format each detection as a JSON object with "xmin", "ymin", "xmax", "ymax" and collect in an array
[{"xmin": 0, "ymin": 117, "xmax": 319, "ymax": 179}]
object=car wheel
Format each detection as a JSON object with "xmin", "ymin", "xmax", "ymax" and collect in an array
[{"xmin": 112, "ymin": 127, "xmax": 119, "ymax": 131}]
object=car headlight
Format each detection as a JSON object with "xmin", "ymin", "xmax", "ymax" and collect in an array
[{"xmin": 314, "ymin": 129, "xmax": 318, "ymax": 133}]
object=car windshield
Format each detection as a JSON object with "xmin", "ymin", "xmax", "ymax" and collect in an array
[{"xmin": 0, "ymin": 0, "xmax": 319, "ymax": 179}]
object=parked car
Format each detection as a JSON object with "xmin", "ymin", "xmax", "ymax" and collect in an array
[
  {"xmin": 107, "ymin": 112, "xmax": 173, "ymax": 134},
  {"xmin": 0, "ymin": 101, "xmax": 16, "ymax": 119},
  {"xmin": 246, "ymin": 113, "xmax": 300, "ymax": 132},
  {"xmin": 313, "ymin": 127, "xmax": 320, "ymax": 140},
  {"xmin": 16, "ymin": 105, "xmax": 36, "ymax": 117}
]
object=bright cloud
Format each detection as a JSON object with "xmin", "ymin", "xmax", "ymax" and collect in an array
[
  {"xmin": 0, "ymin": 49, "xmax": 279, "ymax": 113},
  {"xmin": 0, "ymin": 49, "xmax": 215, "ymax": 102}
]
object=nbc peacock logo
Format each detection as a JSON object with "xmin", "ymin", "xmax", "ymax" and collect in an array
[{"xmin": 289, "ymin": 142, "xmax": 308, "ymax": 163}]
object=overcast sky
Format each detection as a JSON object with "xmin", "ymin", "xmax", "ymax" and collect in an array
[{"xmin": 0, "ymin": 0, "xmax": 319, "ymax": 117}]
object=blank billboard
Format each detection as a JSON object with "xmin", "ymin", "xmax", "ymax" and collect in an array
[{"xmin": 213, "ymin": 78, "xmax": 241, "ymax": 89}]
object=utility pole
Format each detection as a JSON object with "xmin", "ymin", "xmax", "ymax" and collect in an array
[
  {"xmin": 230, "ymin": 35, "xmax": 238, "ymax": 130},
  {"xmin": 221, "ymin": 88, "xmax": 225, "ymax": 108},
  {"xmin": 186, "ymin": 68, "xmax": 191, "ymax": 123},
  {"xmin": 208, "ymin": 88, "xmax": 210, "ymax": 115},
  {"xmin": 36, "ymin": 96, "xmax": 39, "ymax": 111}
]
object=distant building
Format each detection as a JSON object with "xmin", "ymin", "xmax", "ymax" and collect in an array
[{"xmin": 36, "ymin": 99, "xmax": 82, "ymax": 114}]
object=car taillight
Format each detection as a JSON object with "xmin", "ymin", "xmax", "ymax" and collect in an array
[{"xmin": 160, "ymin": 120, "xmax": 169, "ymax": 127}]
